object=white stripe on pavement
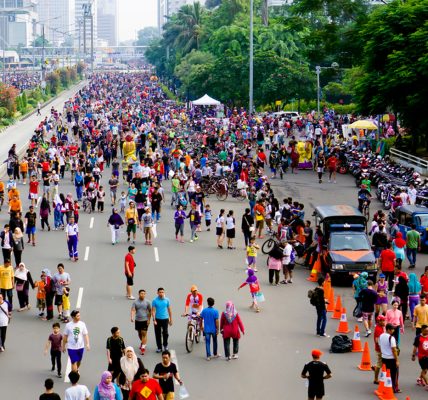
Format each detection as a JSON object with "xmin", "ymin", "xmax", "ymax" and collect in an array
[
  {"xmin": 84, "ymin": 246, "xmax": 90, "ymax": 261},
  {"xmin": 153, "ymin": 224, "xmax": 157, "ymax": 238},
  {"xmin": 154, "ymin": 247, "xmax": 159, "ymax": 262},
  {"xmin": 64, "ymin": 357, "xmax": 72, "ymax": 383},
  {"xmin": 76, "ymin": 287, "xmax": 84, "ymax": 309},
  {"xmin": 89, "ymin": 217, "xmax": 94, "ymax": 229}
]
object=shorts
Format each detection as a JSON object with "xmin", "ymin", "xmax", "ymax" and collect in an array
[
  {"xmin": 376, "ymin": 351, "xmax": 383, "ymax": 369},
  {"xmin": 205, "ymin": 220, "xmax": 211, "ymax": 227},
  {"xmin": 308, "ymin": 386, "xmax": 324, "ymax": 399},
  {"xmin": 135, "ymin": 320, "xmax": 149, "ymax": 332},
  {"xmin": 37, "ymin": 298, "xmax": 46, "ymax": 309},
  {"xmin": 26, "ymin": 226, "xmax": 36, "ymax": 235},
  {"xmin": 362, "ymin": 312, "xmax": 373, "ymax": 322},
  {"xmin": 374, "ymin": 247, "xmax": 384, "ymax": 259},
  {"xmin": 226, "ymin": 229, "xmax": 235, "ymax": 239},
  {"xmin": 29, "ymin": 193, "xmax": 38, "ymax": 199},
  {"xmin": 419, "ymin": 357, "xmax": 428, "ymax": 370},
  {"xmin": 54, "ymin": 294, "xmax": 63, "ymax": 306},
  {"xmin": 126, "ymin": 275, "xmax": 134, "ymax": 286},
  {"xmin": 255, "ymin": 219, "xmax": 264, "ymax": 229},
  {"xmin": 247, "ymin": 256, "xmax": 256, "ymax": 266},
  {"xmin": 216, "ymin": 227, "xmax": 223, "ymax": 236},
  {"xmin": 68, "ymin": 348, "xmax": 84, "ymax": 364},
  {"xmin": 144, "ymin": 227, "xmax": 152, "ymax": 234},
  {"xmin": 283, "ymin": 263, "xmax": 295, "ymax": 273},
  {"xmin": 127, "ymin": 224, "xmax": 136, "ymax": 233}
]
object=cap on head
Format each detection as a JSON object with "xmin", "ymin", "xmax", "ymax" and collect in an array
[
  {"xmin": 190, "ymin": 285, "xmax": 198, "ymax": 292},
  {"xmin": 312, "ymin": 349, "xmax": 323, "ymax": 358}
]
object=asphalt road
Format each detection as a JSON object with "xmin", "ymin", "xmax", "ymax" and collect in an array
[{"xmin": 1, "ymin": 104, "xmax": 427, "ymax": 399}]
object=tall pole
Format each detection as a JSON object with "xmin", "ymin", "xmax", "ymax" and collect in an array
[
  {"xmin": 42, "ymin": 24, "xmax": 46, "ymax": 81},
  {"xmin": 83, "ymin": 16, "xmax": 87, "ymax": 56},
  {"xmin": 249, "ymin": 0, "xmax": 254, "ymax": 115},
  {"xmin": 90, "ymin": 14, "xmax": 94, "ymax": 73},
  {"xmin": 2, "ymin": 16, "xmax": 5, "ymax": 83},
  {"xmin": 316, "ymin": 66, "xmax": 320, "ymax": 118}
]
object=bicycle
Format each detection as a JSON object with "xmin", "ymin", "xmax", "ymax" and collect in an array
[
  {"xmin": 261, "ymin": 232, "xmax": 282, "ymax": 254},
  {"xmin": 182, "ymin": 314, "xmax": 202, "ymax": 353},
  {"xmin": 361, "ymin": 200, "xmax": 370, "ymax": 222}
]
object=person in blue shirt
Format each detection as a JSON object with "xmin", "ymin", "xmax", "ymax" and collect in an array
[
  {"xmin": 151, "ymin": 288, "xmax": 172, "ymax": 353},
  {"xmin": 200, "ymin": 297, "xmax": 220, "ymax": 360},
  {"xmin": 93, "ymin": 370, "xmax": 122, "ymax": 400}
]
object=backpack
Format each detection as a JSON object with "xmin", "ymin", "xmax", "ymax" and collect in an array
[
  {"xmin": 308, "ymin": 288, "xmax": 318, "ymax": 306},
  {"xmin": 330, "ymin": 335, "xmax": 352, "ymax": 353},
  {"xmin": 290, "ymin": 248, "xmax": 296, "ymax": 264}
]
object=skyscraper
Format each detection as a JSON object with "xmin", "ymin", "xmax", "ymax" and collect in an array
[
  {"xmin": 75, "ymin": 0, "xmax": 97, "ymax": 49},
  {"xmin": 97, "ymin": 0, "xmax": 117, "ymax": 46},
  {"xmin": 36, "ymin": 0, "xmax": 75, "ymax": 46}
]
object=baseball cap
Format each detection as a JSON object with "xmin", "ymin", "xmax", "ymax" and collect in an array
[
  {"xmin": 312, "ymin": 349, "xmax": 323, "ymax": 358},
  {"xmin": 190, "ymin": 285, "xmax": 198, "ymax": 292},
  {"xmin": 379, "ymin": 273, "xmax": 385, "ymax": 278}
]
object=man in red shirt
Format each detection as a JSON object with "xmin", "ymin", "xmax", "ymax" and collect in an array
[
  {"xmin": 125, "ymin": 246, "xmax": 136, "ymax": 300},
  {"xmin": 28, "ymin": 175, "xmax": 39, "ymax": 207},
  {"xmin": 379, "ymin": 243, "xmax": 396, "ymax": 292},
  {"xmin": 411, "ymin": 324, "xmax": 428, "ymax": 386},
  {"xmin": 420, "ymin": 266, "xmax": 428, "ymax": 296},
  {"xmin": 129, "ymin": 369, "xmax": 163, "ymax": 400},
  {"xmin": 373, "ymin": 315, "xmax": 386, "ymax": 384},
  {"xmin": 326, "ymin": 154, "xmax": 338, "ymax": 184}
]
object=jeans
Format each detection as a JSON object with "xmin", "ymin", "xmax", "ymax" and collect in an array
[
  {"xmin": 154, "ymin": 318, "xmax": 169, "ymax": 350},
  {"xmin": 0, "ymin": 288, "xmax": 13, "ymax": 308},
  {"xmin": 316, "ymin": 308, "xmax": 327, "ymax": 335},
  {"xmin": 249, "ymin": 201, "xmax": 255, "ymax": 217},
  {"xmin": 152, "ymin": 210, "xmax": 160, "ymax": 222},
  {"xmin": 190, "ymin": 224, "xmax": 197, "ymax": 241},
  {"xmin": 175, "ymin": 223, "xmax": 184, "ymax": 237},
  {"xmin": 407, "ymin": 248, "xmax": 417, "ymax": 266},
  {"xmin": 223, "ymin": 337, "xmax": 239, "ymax": 358},
  {"xmin": 204, "ymin": 332, "xmax": 218, "ymax": 357},
  {"xmin": 243, "ymin": 231, "xmax": 251, "ymax": 247},
  {"xmin": 51, "ymin": 349, "xmax": 62, "ymax": 374}
]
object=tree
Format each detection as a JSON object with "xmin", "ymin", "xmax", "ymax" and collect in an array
[
  {"xmin": 31, "ymin": 35, "xmax": 51, "ymax": 48},
  {"xmin": 135, "ymin": 27, "xmax": 160, "ymax": 46},
  {"xmin": 355, "ymin": 0, "xmax": 428, "ymax": 151}
]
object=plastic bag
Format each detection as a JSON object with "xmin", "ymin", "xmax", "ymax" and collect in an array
[
  {"xmin": 179, "ymin": 385, "xmax": 190, "ymax": 399},
  {"xmin": 255, "ymin": 292, "xmax": 265, "ymax": 302}
]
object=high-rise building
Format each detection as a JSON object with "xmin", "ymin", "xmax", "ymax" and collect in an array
[
  {"xmin": 97, "ymin": 0, "xmax": 117, "ymax": 46},
  {"xmin": 36, "ymin": 0, "xmax": 75, "ymax": 46},
  {"xmin": 158, "ymin": 0, "xmax": 206, "ymax": 31},
  {"xmin": 0, "ymin": 0, "xmax": 38, "ymax": 47},
  {"xmin": 75, "ymin": 0, "xmax": 97, "ymax": 49}
]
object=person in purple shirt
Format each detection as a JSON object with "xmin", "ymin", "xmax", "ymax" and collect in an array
[
  {"xmin": 174, "ymin": 205, "xmax": 186, "ymax": 243},
  {"xmin": 200, "ymin": 297, "xmax": 220, "ymax": 360}
]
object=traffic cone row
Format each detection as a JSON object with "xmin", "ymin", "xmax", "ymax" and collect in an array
[
  {"xmin": 357, "ymin": 342, "xmax": 371, "ymax": 370},
  {"xmin": 336, "ymin": 308, "xmax": 351, "ymax": 333},
  {"xmin": 374, "ymin": 364, "xmax": 386, "ymax": 396},
  {"xmin": 331, "ymin": 295, "xmax": 342, "ymax": 319},
  {"xmin": 326, "ymin": 288, "xmax": 335, "ymax": 312},
  {"xmin": 323, "ymin": 274, "xmax": 331, "ymax": 299},
  {"xmin": 307, "ymin": 256, "xmax": 321, "ymax": 282},
  {"xmin": 378, "ymin": 369, "xmax": 397, "ymax": 400}
]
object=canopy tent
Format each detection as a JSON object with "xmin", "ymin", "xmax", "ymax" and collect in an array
[
  {"xmin": 192, "ymin": 94, "xmax": 221, "ymax": 106},
  {"xmin": 348, "ymin": 120, "xmax": 378, "ymax": 130}
]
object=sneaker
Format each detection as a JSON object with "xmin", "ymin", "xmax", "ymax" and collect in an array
[
  {"xmin": 194, "ymin": 236, "xmax": 199, "ymax": 241},
  {"xmin": 51, "ymin": 365, "xmax": 55, "ymax": 371},
  {"xmin": 226, "ymin": 356, "xmax": 231, "ymax": 361},
  {"xmin": 231, "ymin": 354, "xmax": 239, "ymax": 359},
  {"xmin": 57, "ymin": 373, "xmax": 62, "ymax": 378},
  {"xmin": 206, "ymin": 357, "xmax": 211, "ymax": 361},
  {"xmin": 212, "ymin": 354, "xmax": 220, "ymax": 358},
  {"xmin": 190, "ymin": 239, "xmax": 194, "ymax": 243},
  {"xmin": 365, "ymin": 330, "xmax": 372, "ymax": 337},
  {"xmin": 280, "ymin": 280, "xmax": 287, "ymax": 284},
  {"xmin": 127, "ymin": 296, "xmax": 136, "ymax": 300},
  {"xmin": 319, "ymin": 334, "xmax": 330, "ymax": 338},
  {"xmin": 156, "ymin": 348, "xmax": 162, "ymax": 353},
  {"xmin": 163, "ymin": 346, "xmax": 169, "ymax": 351},
  {"xmin": 357, "ymin": 317, "xmax": 363, "ymax": 322},
  {"xmin": 287, "ymin": 279, "xmax": 293, "ymax": 283},
  {"xmin": 0, "ymin": 346, "xmax": 4, "ymax": 352}
]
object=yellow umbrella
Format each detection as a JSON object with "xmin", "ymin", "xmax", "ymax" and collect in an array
[{"xmin": 349, "ymin": 120, "xmax": 378, "ymax": 130}]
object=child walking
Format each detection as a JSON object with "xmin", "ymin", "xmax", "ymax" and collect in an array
[
  {"xmin": 34, "ymin": 274, "xmax": 47, "ymax": 317},
  {"xmin": 119, "ymin": 191, "xmax": 127, "ymax": 213},
  {"xmin": 44, "ymin": 322, "xmax": 63, "ymax": 378},
  {"xmin": 246, "ymin": 237, "xmax": 260, "ymax": 272},
  {"xmin": 205, "ymin": 204, "xmax": 212, "ymax": 231},
  {"xmin": 62, "ymin": 287, "xmax": 70, "ymax": 323},
  {"xmin": 238, "ymin": 269, "xmax": 262, "ymax": 313}
]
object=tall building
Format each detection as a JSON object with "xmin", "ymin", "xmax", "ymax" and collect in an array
[
  {"xmin": 0, "ymin": 0, "xmax": 38, "ymax": 47},
  {"xmin": 75, "ymin": 0, "xmax": 97, "ymax": 49},
  {"xmin": 97, "ymin": 0, "xmax": 117, "ymax": 46},
  {"xmin": 36, "ymin": 0, "xmax": 75, "ymax": 46},
  {"xmin": 158, "ymin": 0, "xmax": 206, "ymax": 31}
]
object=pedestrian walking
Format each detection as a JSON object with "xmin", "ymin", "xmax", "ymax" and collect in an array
[
  {"xmin": 301, "ymin": 349, "xmax": 332, "ymax": 400},
  {"xmin": 200, "ymin": 297, "xmax": 220, "ymax": 360},
  {"xmin": 39, "ymin": 378, "xmax": 61, "ymax": 400},
  {"xmin": 65, "ymin": 216, "xmax": 79, "ymax": 262},
  {"xmin": 129, "ymin": 369, "xmax": 163, "ymax": 400},
  {"xmin": 246, "ymin": 237, "xmax": 259, "ymax": 272},
  {"xmin": 204, "ymin": 204, "xmax": 212, "ymax": 231},
  {"xmin": 153, "ymin": 350, "xmax": 183, "ymax": 399},
  {"xmin": 373, "ymin": 315, "xmax": 386, "ymax": 384},
  {"xmin": 412, "ymin": 324, "xmax": 428, "ymax": 387},
  {"xmin": 241, "ymin": 208, "xmax": 254, "ymax": 247},
  {"xmin": 375, "ymin": 274, "xmax": 388, "ymax": 316},
  {"xmin": 108, "ymin": 208, "xmax": 124, "ymax": 245},
  {"xmin": 379, "ymin": 243, "xmax": 396, "ymax": 291},
  {"xmin": 25, "ymin": 205, "xmax": 37, "ymax": 245},
  {"xmin": 118, "ymin": 347, "xmax": 145, "ymax": 400},
  {"xmin": 386, "ymin": 300, "xmax": 404, "ymax": 346},
  {"xmin": 142, "ymin": 207, "xmax": 154, "ymax": 245},
  {"xmin": 151, "ymin": 287, "xmax": 172, "ymax": 353},
  {"xmin": 267, "ymin": 247, "xmax": 283, "ymax": 285},
  {"xmin": 131, "ymin": 289, "xmax": 152, "ymax": 355},
  {"xmin": 93, "ymin": 371, "xmax": 122, "ymax": 400},
  {"xmin": 12, "ymin": 227, "xmax": 24, "ymax": 266},
  {"xmin": 220, "ymin": 301, "xmax": 245, "ymax": 361},
  {"xmin": 187, "ymin": 202, "xmax": 200, "ymax": 243},
  {"xmin": 44, "ymin": 322, "xmax": 63, "ymax": 378},
  {"xmin": 312, "ymin": 278, "xmax": 330, "ymax": 338},
  {"xmin": 413, "ymin": 294, "xmax": 428, "ymax": 336},
  {"xmin": 408, "ymin": 272, "xmax": 422, "ymax": 321},
  {"xmin": 37, "ymin": 102, "xmax": 41, "ymax": 116},
  {"xmin": 280, "ymin": 239, "xmax": 295, "ymax": 284},
  {"xmin": 14, "ymin": 262, "xmax": 34, "ymax": 311},
  {"xmin": 62, "ymin": 310, "xmax": 90, "ymax": 372},
  {"xmin": 0, "ymin": 224, "xmax": 13, "ymax": 262},
  {"xmin": 254, "ymin": 200, "xmax": 265, "ymax": 239},
  {"xmin": 406, "ymin": 224, "xmax": 421, "ymax": 268},
  {"xmin": 0, "ymin": 292, "xmax": 11, "ymax": 351},
  {"xmin": 360, "ymin": 280, "xmax": 377, "ymax": 337},
  {"xmin": 39, "ymin": 195, "xmax": 51, "ymax": 231},
  {"xmin": 215, "ymin": 209, "xmax": 225, "ymax": 249},
  {"xmin": 379, "ymin": 323, "xmax": 401, "ymax": 393},
  {"xmin": 392, "ymin": 232, "xmax": 406, "ymax": 267},
  {"xmin": 0, "ymin": 259, "xmax": 14, "ymax": 307},
  {"xmin": 52, "ymin": 263, "xmax": 70, "ymax": 321},
  {"xmin": 125, "ymin": 246, "xmax": 136, "ymax": 300},
  {"xmin": 226, "ymin": 210, "xmax": 236, "ymax": 249},
  {"xmin": 65, "ymin": 371, "xmax": 90, "ymax": 400},
  {"xmin": 125, "ymin": 201, "xmax": 139, "ymax": 244},
  {"xmin": 238, "ymin": 269, "xmax": 262, "ymax": 312},
  {"xmin": 173, "ymin": 205, "xmax": 186, "ymax": 243},
  {"xmin": 106, "ymin": 327, "xmax": 126, "ymax": 381}
]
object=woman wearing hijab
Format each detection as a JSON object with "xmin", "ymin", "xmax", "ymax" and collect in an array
[
  {"xmin": 117, "ymin": 347, "xmax": 144, "ymax": 400},
  {"xmin": 238, "ymin": 269, "xmax": 261, "ymax": 312},
  {"xmin": 220, "ymin": 301, "xmax": 245, "ymax": 361},
  {"xmin": 94, "ymin": 371, "xmax": 122, "ymax": 400},
  {"xmin": 12, "ymin": 227, "xmax": 24, "ymax": 266},
  {"xmin": 14, "ymin": 262, "xmax": 34, "ymax": 311},
  {"xmin": 392, "ymin": 232, "xmax": 406, "ymax": 267},
  {"xmin": 408, "ymin": 272, "xmax": 422, "ymax": 321},
  {"xmin": 107, "ymin": 208, "xmax": 124, "ymax": 245}
]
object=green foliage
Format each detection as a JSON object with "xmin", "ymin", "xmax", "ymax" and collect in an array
[
  {"xmin": 31, "ymin": 35, "xmax": 51, "ymax": 48},
  {"xmin": 0, "ymin": 107, "xmax": 8, "ymax": 118},
  {"xmin": 21, "ymin": 92, "xmax": 27, "ymax": 108},
  {"xmin": 77, "ymin": 61, "xmax": 86, "ymax": 77},
  {"xmin": 135, "ymin": 27, "xmax": 160, "ymax": 46},
  {"xmin": 46, "ymin": 72, "xmax": 60, "ymax": 94},
  {"xmin": 59, "ymin": 68, "xmax": 71, "ymax": 88}
]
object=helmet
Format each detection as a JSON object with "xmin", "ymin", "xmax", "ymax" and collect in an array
[{"xmin": 190, "ymin": 285, "xmax": 198, "ymax": 292}]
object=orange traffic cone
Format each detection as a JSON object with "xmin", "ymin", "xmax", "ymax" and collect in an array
[
  {"xmin": 307, "ymin": 256, "xmax": 321, "ymax": 282},
  {"xmin": 357, "ymin": 342, "xmax": 372, "ymax": 371},
  {"xmin": 379, "ymin": 369, "xmax": 397, "ymax": 400},
  {"xmin": 326, "ymin": 288, "xmax": 335, "ymax": 312},
  {"xmin": 324, "ymin": 274, "xmax": 331, "ymax": 299},
  {"xmin": 351, "ymin": 325, "xmax": 363, "ymax": 352},
  {"xmin": 331, "ymin": 295, "xmax": 342, "ymax": 319},
  {"xmin": 374, "ymin": 364, "xmax": 387, "ymax": 396},
  {"xmin": 336, "ymin": 308, "xmax": 351, "ymax": 333}
]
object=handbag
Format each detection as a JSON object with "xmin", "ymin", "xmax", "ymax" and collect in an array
[
  {"xmin": 128, "ymin": 218, "xmax": 135, "ymax": 225},
  {"xmin": 16, "ymin": 282, "xmax": 24, "ymax": 292},
  {"xmin": 255, "ymin": 292, "xmax": 265, "ymax": 302}
]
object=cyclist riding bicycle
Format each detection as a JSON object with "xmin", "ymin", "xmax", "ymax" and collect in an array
[
  {"xmin": 358, "ymin": 184, "xmax": 372, "ymax": 212},
  {"xmin": 184, "ymin": 285, "xmax": 203, "ymax": 318}
]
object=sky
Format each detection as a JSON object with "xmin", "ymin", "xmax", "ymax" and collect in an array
[{"xmin": 118, "ymin": 0, "xmax": 158, "ymax": 42}]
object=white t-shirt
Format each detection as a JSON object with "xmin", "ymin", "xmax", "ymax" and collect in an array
[
  {"xmin": 226, "ymin": 216, "xmax": 235, "ymax": 230},
  {"xmin": 282, "ymin": 243, "xmax": 292, "ymax": 265},
  {"xmin": 216, "ymin": 216, "xmax": 225, "ymax": 228},
  {"xmin": 0, "ymin": 302, "xmax": 9, "ymax": 327},
  {"xmin": 379, "ymin": 333, "xmax": 396, "ymax": 359},
  {"xmin": 65, "ymin": 384, "xmax": 91, "ymax": 400},
  {"xmin": 64, "ymin": 321, "xmax": 88, "ymax": 350}
]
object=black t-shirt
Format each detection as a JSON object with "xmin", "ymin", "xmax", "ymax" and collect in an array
[
  {"xmin": 301, "ymin": 361, "xmax": 331, "ymax": 389},
  {"xmin": 151, "ymin": 192, "xmax": 163, "ymax": 207},
  {"xmin": 106, "ymin": 336, "xmax": 125, "ymax": 362},
  {"xmin": 194, "ymin": 192, "xmax": 205, "ymax": 204},
  {"xmin": 360, "ymin": 288, "xmax": 377, "ymax": 313},
  {"xmin": 39, "ymin": 393, "xmax": 61, "ymax": 400},
  {"xmin": 153, "ymin": 362, "xmax": 178, "ymax": 393},
  {"xmin": 25, "ymin": 211, "xmax": 37, "ymax": 228}
]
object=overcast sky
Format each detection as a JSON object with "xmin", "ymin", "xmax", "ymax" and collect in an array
[{"xmin": 118, "ymin": 0, "xmax": 157, "ymax": 42}]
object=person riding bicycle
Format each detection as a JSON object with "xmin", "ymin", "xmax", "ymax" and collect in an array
[
  {"xmin": 361, "ymin": 174, "xmax": 372, "ymax": 193},
  {"xmin": 358, "ymin": 184, "xmax": 372, "ymax": 213},
  {"xmin": 184, "ymin": 285, "xmax": 203, "ymax": 318}
]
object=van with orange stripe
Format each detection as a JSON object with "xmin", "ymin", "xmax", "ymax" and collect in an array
[{"xmin": 314, "ymin": 205, "xmax": 377, "ymax": 284}]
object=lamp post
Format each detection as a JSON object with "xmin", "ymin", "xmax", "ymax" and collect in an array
[
  {"xmin": 249, "ymin": 0, "xmax": 254, "ymax": 115},
  {"xmin": 316, "ymin": 62, "xmax": 339, "ymax": 118}
]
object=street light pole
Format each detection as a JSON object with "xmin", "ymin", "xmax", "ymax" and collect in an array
[
  {"xmin": 249, "ymin": 0, "xmax": 254, "ymax": 115},
  {"xmin": 316, "ymin": 65, "xmax": 321, "ymax": 118},
  {"xmin": 41, "ymin": 24, "xmax": 46, "ymax": 81}
]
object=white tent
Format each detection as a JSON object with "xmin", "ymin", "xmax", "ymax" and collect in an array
[{"xmin": 192, "ymin": 94, "xmax": 221, "ymax": 106}]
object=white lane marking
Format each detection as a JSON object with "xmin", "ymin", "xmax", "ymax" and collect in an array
[
  {"xmin": 84, "ymin": 246, "xmax": 90, "ymax": 261},
  {"xmin": 64, "ymin": 357, "xmax": 72, "ymax": 383},
  {"xmin": 153, "ymin": 224, "xmax": 157, "ymax": 238},
  {"xmin": 154, "ymin": 247, "xmax": 159, "ymax": 262},
  {"xmin": 76, "ymin": 287, "xmax": 84, "ymax": 309},
  {"xmin": 89, "ymin": 217, "xmax": 94, "ymax": 229},
  {"xmin": 170, "ymin": 349, "xmax": 180, "ymax": 386}
]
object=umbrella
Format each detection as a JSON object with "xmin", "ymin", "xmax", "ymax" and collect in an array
[{"xmin": 349, "ymin": 120, "xmax": 378, "ymax": 130}]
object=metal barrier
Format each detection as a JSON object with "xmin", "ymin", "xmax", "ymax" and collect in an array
[{"xmin": 390, "ymin": 148, "xmax": 428, "ymax": 175}]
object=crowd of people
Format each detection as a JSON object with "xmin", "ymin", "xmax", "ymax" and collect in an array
[{"xmin": 7, "ymin": 71, "xmax": 41, "ymax": 92}]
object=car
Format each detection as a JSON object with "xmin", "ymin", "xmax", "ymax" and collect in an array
[{"xmin": 271, "ymin": 111, "xmax": 301, "ymax": 121}]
